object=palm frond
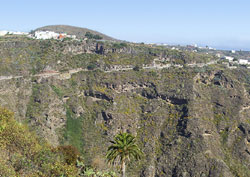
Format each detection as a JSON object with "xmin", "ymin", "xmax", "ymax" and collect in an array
[{"xmin": 106, "ymin": 132, "xmax": 144, "ymax": 168}]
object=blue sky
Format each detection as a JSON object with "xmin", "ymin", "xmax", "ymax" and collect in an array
[{"xmin": 1, "ymin": 0, "xmax": 250, "ymax": 50}]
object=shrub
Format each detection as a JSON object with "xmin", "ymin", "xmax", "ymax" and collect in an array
[
  {"xmin": 112, "ymin": 42, "xmax": 128, "ymax": 49},
  {"xmin": 0, "ymin": 107, "xmax": 78, "ymax": 176},
  {"xmin": 133, "ymin": 65, "xmax": 141, "ymax": 71},
  {"xmin": 87, "ymin": 63, "xmax": 98, "ymax": 70},
  {"xmin": 56, "ymin": 145, "xmax": 80, "ymax": 165},
  {"xmin": 85, "ymin": 32, "xmax": 103, "ymax": 40}
]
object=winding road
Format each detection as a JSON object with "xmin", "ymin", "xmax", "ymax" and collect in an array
[{"xmin": 0, "ymin": 59, "xmax": 220, "ymax": 82}]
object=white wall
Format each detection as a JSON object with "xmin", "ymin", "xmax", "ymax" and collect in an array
[{"xmin": 239, "ymin": 59, "xmax": 249, "ymax": 65}]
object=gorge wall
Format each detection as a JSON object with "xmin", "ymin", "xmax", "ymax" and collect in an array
[{"xmin": 0, "ymin": 36, "xmax": 249, "ymax": 176}]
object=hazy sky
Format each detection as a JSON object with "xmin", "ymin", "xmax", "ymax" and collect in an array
[{"xmin": 1, "ymin": 0, "xmax": 250, "ymax": 50}]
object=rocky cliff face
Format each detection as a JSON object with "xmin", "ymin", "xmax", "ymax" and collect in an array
[{"xmin": 0, "ymin": 36, "xmax": 249, "ymax": 176}]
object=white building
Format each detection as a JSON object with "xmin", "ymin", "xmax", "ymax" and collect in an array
[
  {"xmin": 18, "ymin": 32, "xmax": 28, "ymax": 35},
  {"xmin": 34, "ymin": 31, "xmax": 60, "ymax": 39},
  {"xmin": 0, "ymin": 30, "xmax": 28, "ymax": 36},
  {"xmin": 231, "ymin": 50, "xmax": 236, "ymax": 54},
  {"xmin": 70, "ymin": 35, "xmax": 76, "ymax": 39},
  {"xmin": 33, "ymin": 31, "xmax": 77, "ymax": 40},
  {"xmin": 0, "ymin": 31, "xmax": 8, "ymax": 36},
  {"xmin": 171, "ymin": 47, "xmax": 179, "ymax": 50},
  {"xmin": 11, "ymin": 31, "xmax": 28, "ymax": 35},
  {"xmin": 216, "ymin": 53, "xmax": 221, "ymax": 58},
  {"xmin": 225, "ymin": 56, "xmax": 234, "ymax": 61},
  {"xmin": 239, "ymin": 59, "xmax": 249, "ymax": 65}
]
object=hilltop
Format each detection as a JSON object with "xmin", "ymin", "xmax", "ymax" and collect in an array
[{"xmin": 34, "ymin": 25, "xmax": 118, "ymax": 41}]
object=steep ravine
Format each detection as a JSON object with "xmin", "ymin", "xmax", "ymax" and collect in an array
[{"xmin": 0, "ymin": 67, "xmax": 250, "ymax": 176}]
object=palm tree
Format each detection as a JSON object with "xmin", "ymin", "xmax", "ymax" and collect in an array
[{"xmin": 106, "ymin": 132, "xmax": 143, "ymax": 177}]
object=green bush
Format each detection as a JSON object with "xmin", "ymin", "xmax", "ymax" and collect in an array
[
  {"xmin": 87, "ymin": 63, "xmax": 98, "ymax": 70},
  {"xmin": 85, "ymin": 32, "xmax": 103, "ymax": 40},
  {"xmin": 112, "ymin": 42, "xmax": 128, "ymax": 49},
  {"xmin": 56, "ymin": 145, "xmax": 80, "ymax": 165},
  {"xmin": 133, "ymin": 65, "xmax": 141, "ymax": 71},
  {"xmin": 0, "ymin": 107, "xmax": 78, "ymax": 176}
]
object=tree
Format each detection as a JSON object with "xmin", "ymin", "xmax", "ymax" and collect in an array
[
  {"xmin": 106, "ymin": 132, "xmax": 143, "ymax": 177},
  {"xmin": 85, "ymin": 31, "xmax": 103, "ymax": 40},
  {"xmin": 87, "ymin": 62, "xmax": 97, "ymax": 70},
  {"xmin": 133, "ymin": 65, "xmax": 141, "ymax": 71}
]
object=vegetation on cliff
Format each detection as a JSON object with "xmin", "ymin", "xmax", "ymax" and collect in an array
[
  {"xmin": 0, "ymin": 107, "xmax": 118, "ymax": 176},
  {"xmin": 0, "ymin": 34, "xmax": 250, "ymax": 176},
  {"xmin": 0, "ymin": 107, "xmax": 78, "ymax": 176}
]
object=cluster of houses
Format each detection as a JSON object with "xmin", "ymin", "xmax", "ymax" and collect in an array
[
  {"xmin": 0, "ymin": 30, "xmax": 77, "ymax": 40},
  {"xmin": 33, "ymin": 31, "xmax": 76, "ymax": 40},
  {"xmin": 0, "ymin": 30, "xmax": 28, "ymax": 36},
  {"xmin": 221, "ymin": 55, "xmax": 250, "ymax": 65}
]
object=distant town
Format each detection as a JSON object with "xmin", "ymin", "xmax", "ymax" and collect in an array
[
  {"xmin": 146, "ymin": 42, "xmax": 250, "ymax": 67},
  {"xmin": 0, "ymin": 30, "xmax": 76, "ymax": 40},
  {"xmin": 1, "ymin": 30, "xmax": 250, "ymax": 68}
]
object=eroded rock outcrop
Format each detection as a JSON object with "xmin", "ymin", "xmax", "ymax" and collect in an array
[{"xmin": 0, "ymin": 64, "xmax": 250, "ymax": 176}]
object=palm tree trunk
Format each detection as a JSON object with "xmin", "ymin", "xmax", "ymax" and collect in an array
[{"xmin": 122, "ymin": 161, "xmax": 126, "ymax": 177}]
